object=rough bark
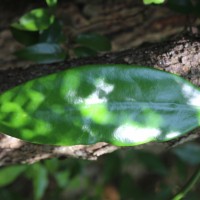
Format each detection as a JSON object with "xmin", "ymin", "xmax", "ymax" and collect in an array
[{"xmin": 0, "ymin": 33, "xmax": 200, "ymax": 167}]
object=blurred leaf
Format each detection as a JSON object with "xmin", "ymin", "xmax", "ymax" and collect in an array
[
  {"xmin": 15, "ymin": 8, "xmax": 55, "ymax": 31},
  {"xmin": 0, "ymin": 165, "xmax": 26, "ymax": 187},
  {"xmin": 39, "ymin": 19, "xmax": 65, "ymax": 43},
  {"xmin": 31, "ymin": 164, "xmax": 48, "ymax": 200},
  {"xmin": 44, "ymin": 159, "xmax": 59, "ymax": 174},
  {"xmin": 54, "ymin": 171, "xmax": 70, "ymax": 188},
  {"xmin": 172, "ymin": 143, "xmax": 200, "ymax": 165},
  {"xmin": 75, "ymin": 33, "xmax": 111, "ymax": 51},
  {"xmin": 167, "ymin": 0, "xmax": 194, "ymax": 14},
  {"xmin": 46, "ymin": 0, "xmax": 58, "ymax": 7},
  {"xmin": 15, "ymin": 43, "xmax": 67, "ymax": 63},
  {"xmin": 67, "ymin": 175, "xmax": 88, "ymax": 190},
  {"xmin": 11, "ymin": 25, "xmax": 39, "ymax": 46},
  {"xmin": 74, "ymin": 46, "xmax": 97, "ymax": 58},
  {"xmin": 143, "ymin": 0, "xmax": 165, "ymax": 4}
]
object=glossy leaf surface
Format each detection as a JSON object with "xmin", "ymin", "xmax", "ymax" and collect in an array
[
  {"xmin": 0, "ymin": 65, "xmax": 200, "ymax": 146},
  {"xmin": 14, "ymin": 8, "xmax": 54, "ymax": 31},
  {"xmin": 15, "ymin": 43, "xmax": 66, "ymax": 64},
  {"xmin": 143, "ymin": 0, "xmax": 165, "ymax": 4},
  {"xmin": 39, "ymin": 19, "xmax": 65, "ymax": 44},
  {"xmin": 0, "ymin": 165, "xmax": 26, "ymax": 187}
]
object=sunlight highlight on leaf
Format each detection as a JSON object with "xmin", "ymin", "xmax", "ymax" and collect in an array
[
  {"xmin": 164, "ymin": 131, "xmax": 180, "ymax": 140},
  {"xmin": 0, "ymin": 65, "xmax": 200, "ymax": 146},
  {"xmin": 181, "ymin": 83, "xmax": 200, "ymax": 107},
  {"xmin": 114, "ymin": 123, "xmax": 161, "ymax": 145}
]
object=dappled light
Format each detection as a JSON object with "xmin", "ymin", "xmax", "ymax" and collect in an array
[
  {"xmin": 113, "ymin": 124, "xmax": 161, "ymax": 145},
  {"xmin": 0, "ymin": 65, "xmax": 200, "ymax": 146},
  {"xmin": 18, "ymin": 8, "xmax": 55, "ymax": 31},
  {"xmin": 181, "ymin": 83, "xmax": 200, "ymax": 107}
]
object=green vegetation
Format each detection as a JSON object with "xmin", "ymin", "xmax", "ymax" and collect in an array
[
  {"xmin": 1, "ymin": 65, "xmax": 200, "ymax": 146},
  {"xmin": 1, "ymin": 0, "xmax": 200, "ymax": 199}
]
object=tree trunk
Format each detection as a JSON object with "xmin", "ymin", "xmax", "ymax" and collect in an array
[{"xmin": 0, "ymin": 33, "xmax": 200, "ymax": 167}]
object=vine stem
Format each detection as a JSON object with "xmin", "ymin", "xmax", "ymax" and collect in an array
[{"xmin": 171, "ymin": 166, "xmax": 200, "ymax": 200}]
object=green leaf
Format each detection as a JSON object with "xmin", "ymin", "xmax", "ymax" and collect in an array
[
  {"xmin": 143, "ymin": 0, "xmax": 165, "ymax": 5},
  {"xmin": 0, "ymin": 165, "xmax": 26, "ymax": 187},
  {"xmin": 11, "ymin": 24, "xmax": 39, "ymax": 46},
  {"xmin": 14, "ymin": 8, "xmax": 55, "ymax": 31},
  {"xmin": 54, "ymin": 171, "xmax": 70, "ymax": 188},
  {"xmin": 172, "ymin": 143, "xmax": 200, "ymax": 165},
  {"xmin": 31, "ymin": 164, "xmax": 48, "ymax": 200},
  {"xmin": 75, "ymin": 33, "xmax": 111, "ymax": 52},
  {"xmin": 46, "ymin": 0, "xmax": 58, "ymax": 7},
  {"xmin": 0, "ymin": 65, "xmax": 200, "ymax": 146},
  {"xmin": 39, "ymin": 19, "xmax": 66, "ymax": 43},
  {"xmin": 15, "ymin": 43, "xmax": 66, "ymax": 64},
  {"xmin": 74, "ymin": 46, "xmax": 97, "ymax": 58},
  {"xmin": 44, "ymin": 159, "xmax": 59, "ymax": 174}
]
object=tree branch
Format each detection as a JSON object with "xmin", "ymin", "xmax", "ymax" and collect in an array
[{"xmin": 0, "ymin": 33, "xmax": 200, "ymax": 167}]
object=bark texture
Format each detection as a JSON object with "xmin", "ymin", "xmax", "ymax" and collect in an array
[{"xmin": 0, "ymin": 33, "xmax": 200, "ymax": 167}]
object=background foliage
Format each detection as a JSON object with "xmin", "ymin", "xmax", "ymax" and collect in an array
[{"xmin": 1, "ymin": 144, "xmax": 200, "ymax": 200}]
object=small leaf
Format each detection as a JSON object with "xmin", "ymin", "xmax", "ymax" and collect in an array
[
  {"xmin": 15, "ymin": 43, "xmax": 66, "ymax": 63},
  {"xmin": 31, "ymin": 164, "xmax": 48, "ymax": 200},
  {"xmin": 39, "ymin": 19, "xmax": 65, "ymax": 43},
  {"xmin": 46, "ymin": 0, "xmax": 58, "ymax": 7},
  {"xmin": 54, "ymin": 171, "xmax": 70, "ymax": 188},
  {"xmin": 143, "ymin": 0, "xmax": 165, "ymax": 5},
  {"xmin": 11, "ymin": 24, "xmax": 39, "ymax": 46},
  {"xmin": 74, "ymin": 46, "xmax": 97, "ymax": 58},
  {"xmin": 15, "ymin": 8, "xmax": 55, "ymax": 31},
  {"xmin": 44, "ymin": 159, "xmax": 59, "ymax": 174},
  {"xmin": 75, "ymin": 33, "xmax": 111, "ymax": 52},
  {"xmin": 0, "ymin": 165, "xmax": 26, "ymax": 187},
  {"xmin": 0, "ymin": 65, "xmax": 200, "ymax": 146}
]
